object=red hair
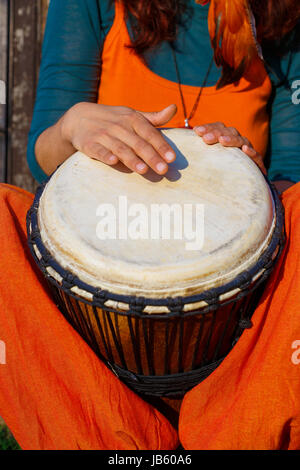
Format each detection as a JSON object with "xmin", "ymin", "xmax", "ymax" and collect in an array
[
  {"xmin": 250, "ymin": 0, "xmax": 300, "ymax": 41},
  {"xmin": 121, "ymin": 0, "xmax": 300, "ymax": 85},
  {"xmin": 122, "ymin": 0, "xmax": 300, "ymax": 51},
  {"xmin": 122, "ymin": 0, "xmax": 187, "ymax": 55}
]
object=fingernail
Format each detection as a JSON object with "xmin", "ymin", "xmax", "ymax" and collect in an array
[
  {"xmin": 108, "ymin": 155, "xmax": 118, "ymax": 163},
  {"xmin": 195, "ymin": 126, "xmax": 206, "ymax": 133},
  {"xmin": 244, "ymin": 145, "xmax": 256, "ymax": 155},
  {"xmin": 203, "ymin": 133, "xmax": 214, "ymax": 141},
  {"xmin": 220, "ymin": 135, "xmax": 231, "ymax": 143},
  {"xmin": 165, "ymin": 151, "xmax": 175, "ymax": 162},
  {"xmin": 157, "ymin": 162, "xmax": 167, "ymax": 172},
  {"xmin": 136, "ymin": 162, "xmax": 147, "ymax": 172}
]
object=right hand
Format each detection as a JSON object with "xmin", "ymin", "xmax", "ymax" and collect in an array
[{"xmin": 61, "ymin": 102, "xmax": 177, "ymax": 175}]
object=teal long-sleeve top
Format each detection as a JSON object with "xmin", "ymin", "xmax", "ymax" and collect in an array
[{"xmin": 27, "ymin": 0, "xmax": 300, "ymax": 183}]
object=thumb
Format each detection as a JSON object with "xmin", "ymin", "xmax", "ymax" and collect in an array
[{"xmin": 139, "ymin": 104, "xmax": 177, "ymax": 127}]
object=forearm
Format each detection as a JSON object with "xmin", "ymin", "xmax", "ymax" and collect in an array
[
  {"xmin": 27, "ymin": 0, "xmax": 109, "ymax": 182},
  {"xmin": 35, "ymin": 113, "xmax": 76, "ymax": 176}
]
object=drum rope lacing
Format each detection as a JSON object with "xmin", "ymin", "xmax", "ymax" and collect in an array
[
  {"xmin": 27, "ymin": 175, "xmax": 284, "ymax": 313},
  {"xmin": 27, "ymin": 177, "xmax": 285, "ymax": 397}
]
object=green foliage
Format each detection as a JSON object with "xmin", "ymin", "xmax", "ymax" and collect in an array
[{"xmin": 0, "ymin": 423, "xmax": 20, "ymax": 450}]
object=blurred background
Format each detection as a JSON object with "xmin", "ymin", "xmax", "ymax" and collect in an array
[
  {"xmin": 0, "ymin": 0, "xmax": 49, "ymax": 449},
  {"xmin": 0, "ymin": 0, "xmax": 49, "ymax": 193}
]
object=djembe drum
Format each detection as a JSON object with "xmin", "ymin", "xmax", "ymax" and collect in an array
[{"xmin": 27, "ymin": 128, "xmax": 284, "ymax": 416}]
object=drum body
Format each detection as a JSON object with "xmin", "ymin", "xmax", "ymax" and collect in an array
[{"xmin": 27, "ymin": 129, "xmax": 284, "ymax": 397}]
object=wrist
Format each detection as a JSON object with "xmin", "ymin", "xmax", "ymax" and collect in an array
[{"xmin": 60, "ymin": 106, "xmax": 76, "ymax": 147}]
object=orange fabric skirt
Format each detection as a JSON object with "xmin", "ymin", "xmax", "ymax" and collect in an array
[{"xmin": 0, "ymin": 182, "xmax": 299, "ymax": 450}]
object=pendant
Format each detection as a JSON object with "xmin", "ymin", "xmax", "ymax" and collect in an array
[{"xmin": 184, "ymin": 118, "xmax": 190, "ymax": 128}]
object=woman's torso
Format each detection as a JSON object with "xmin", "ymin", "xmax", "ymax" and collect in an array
[{"xmin": 97, "ymin": 0, "xmax": 272, "ymax": 156}]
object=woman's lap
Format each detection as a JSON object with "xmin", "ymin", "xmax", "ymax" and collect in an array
[
  {"xmin": 0, "ymin": 183, "xmax": 178, "ymax": 450},
  {"xmin": 180, "ymin": 183, "xmax": 300, "ymax": 450},
  {"xmin": 0, "ymin": 182, "xmax": 300, "ymax": 450}
]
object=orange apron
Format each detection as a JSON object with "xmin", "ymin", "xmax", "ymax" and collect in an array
[{"xmin": 98, "ymin": 1, "xmax": 272, "ymax": 157}]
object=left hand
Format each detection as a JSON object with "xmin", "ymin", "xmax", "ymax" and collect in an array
[{"xmin": 194, "ymin": 122, "xmax": 266, "ymax": 175}]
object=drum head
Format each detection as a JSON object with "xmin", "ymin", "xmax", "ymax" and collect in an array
[{"xmin": 37, "ymin": 128, "xmax": 275, "ymax": 299}]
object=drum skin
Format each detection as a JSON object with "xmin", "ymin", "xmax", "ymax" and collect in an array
[
  {"xmin": 28, "ymin": 128, "xmax": 282, "ymax": 411},
  {"xmin": 37, "ymin": 129, "xmax": 275, "ymax": 301}
]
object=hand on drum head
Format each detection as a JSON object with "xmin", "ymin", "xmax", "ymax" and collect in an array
[
  {"xmin": 194, "ymin": 122, "xmax": 267, "ymax": 175},
  {"xmin": 61, "ymin": 102, "xmax": 177, "ymax": 175}
]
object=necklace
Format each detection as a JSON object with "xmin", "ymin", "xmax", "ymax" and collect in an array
[{"xmin": 171, "ymin": 46, "xmax": 214, "ymax": 128}]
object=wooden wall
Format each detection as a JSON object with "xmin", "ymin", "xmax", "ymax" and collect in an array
[
  {"xmin": 1, "ymin": 0, "xmax": 49, "ymax": 193},
  {"xmin": 0, "ymin": 0, "xmax": 9, "ymax": 182}
]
